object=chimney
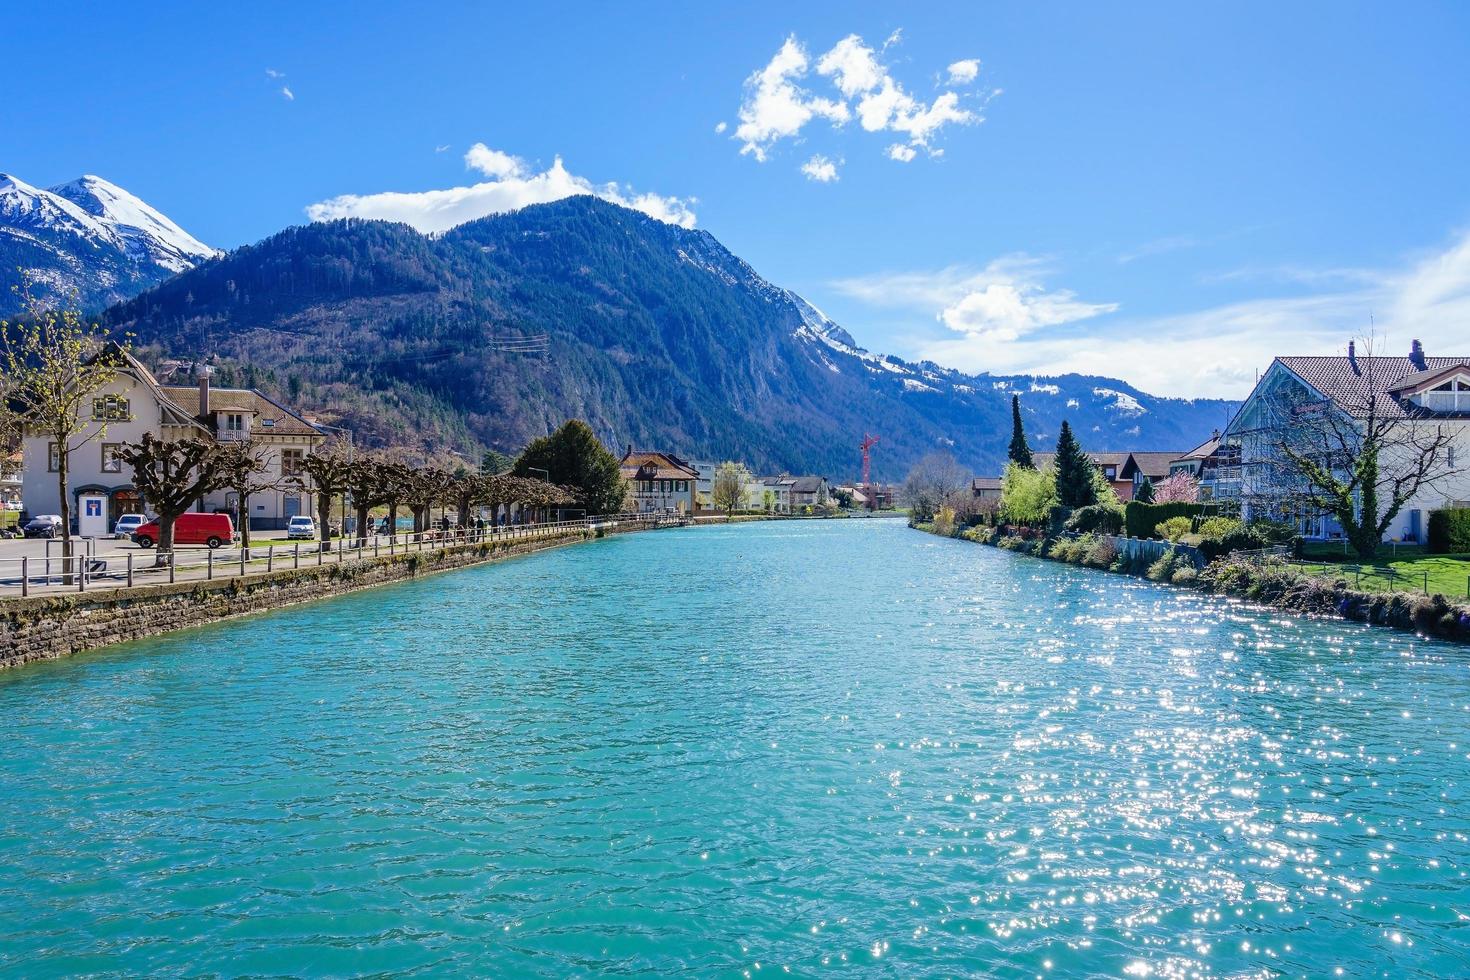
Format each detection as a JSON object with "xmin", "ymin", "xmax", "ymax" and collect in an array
[
  {"xmin": 1211, "ymin": 427, "xmax": 1220, "ymax": 439},
  {"xmin": 1347, "ymin": 340, "xmax": 1360, "ymax": 376},
  {"xmin": 1410, "ymin": 339, "xmax": 1428, "ymax": 371},
  {"xmin": 196, "ymin": 363, "xmax": 213, "ymax": 421}
]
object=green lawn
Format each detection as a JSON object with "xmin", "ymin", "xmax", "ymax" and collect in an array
[{"xmin": 1294, "ymin": 544, "xmax": 1470, "ymax": 599}]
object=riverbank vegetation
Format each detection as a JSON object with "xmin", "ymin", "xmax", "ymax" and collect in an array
[{"xmin": 907, "ymin": 415, "xmax": 1470, "ymax": 644}]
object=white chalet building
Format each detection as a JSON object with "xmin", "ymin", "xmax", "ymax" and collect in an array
[
  {"xmin": 1216, "ymin": 342, "xmax": 1470, "ymax": 543},
  {"xmin": 21, "ymin": 352, "xmax": 328, "ymax": 532}
]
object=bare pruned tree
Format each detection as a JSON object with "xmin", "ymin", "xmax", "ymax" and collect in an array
[
  {"xmin": 214, "ymin": 439, "xmax": 288, "ymax": 556},
  {"xmin": 117, "ymin": 434, "xmax": 225, "ymax": 559},
  {"xmin": 296, "ymin": 443, "xmax": 355, "ymax": 550}
]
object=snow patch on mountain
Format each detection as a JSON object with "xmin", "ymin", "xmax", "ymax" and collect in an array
[
  {"xmin": 52, "ymin": 175, "xmax": 216, "ymax": 271},
  {"xmin": 0, "ymin": 171, "xmax": 216, "ymax": 315},
  {"xmin": 1093, "ymin": 387, "xmax": 1147, "ymax": 415}
]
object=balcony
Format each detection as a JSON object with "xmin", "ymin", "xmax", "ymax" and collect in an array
[{"xmin": 1415, "ymin": 391, "xmax": 1470, "ymax": 413}]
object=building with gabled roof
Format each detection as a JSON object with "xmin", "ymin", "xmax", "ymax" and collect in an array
[
  {"xmin": 21, "ymin": 352, "xmax": 328, "ymax": 532},
  {"xmin": 620, "ymin": 448, "xmax": 698, "ymax": 514},
  {"xmin": 1215, "ymin": 340, "xmax": 1470, "ymax": 541}
]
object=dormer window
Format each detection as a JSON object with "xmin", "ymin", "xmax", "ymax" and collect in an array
[
  {"xmin": 224, "ymin": 413, "xmax": 245, "ymax": 431},
  {"xmin": 1417, "ymin": 375, "xmax": 1470, "ymax": 412}
]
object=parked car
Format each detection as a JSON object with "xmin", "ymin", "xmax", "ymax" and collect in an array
[
  {"xmin": 112, "ymin": 513, "xmax": 148, "ymax": 539},
  {"xmin": 132, "ymin": 512, "xmax": 234, "ymax": 549},
  {"xmin": 285, "ymin": 516, "xmax": 317, "ymax": 540},
  {"xmin": 22, "ymin": 514, "xmax": 64, "ymax": 539}
]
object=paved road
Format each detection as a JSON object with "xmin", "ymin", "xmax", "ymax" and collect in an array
[
  {"xmin": 0, "ymin": 529, "xmax": 302, "ymax": 562},
  {"xmin": 0, "ymin": 520, "xmax": 622, "ymax": 598}
]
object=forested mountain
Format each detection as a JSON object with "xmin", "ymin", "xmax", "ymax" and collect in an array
[
  {"xmin": 104, "ymin": 196, "xmax": 1233, "ymax": 479},
  {"xmin": 0, "ymin": 173, "xmax": 216, "ymax": 316}
]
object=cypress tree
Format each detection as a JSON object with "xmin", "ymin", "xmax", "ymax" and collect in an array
[
  {"xmin": 1134, "ymin": 476, "xmax": 1155, "ymax": 504},
  {"xmin": 1054, "ymin": 420, "xmax": 1097, "ymax": 508},
  {"xmin": 1007, "ymin": 394, "xmax": 1034, "ymax": 469}
]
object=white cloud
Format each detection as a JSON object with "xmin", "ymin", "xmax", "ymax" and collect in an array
[
  {"xmin": 947, "ymin": 59, "xmax": 980, "ymax": 85},
  {"xmin": 732, "ymin": 31, "xmax": 982, "ymax": 167},
  {"xmin": 434, "ymin": 144, "xmax": 451, "ymax": 153},
  {"xmin": 817, "ymin": 34, "xmax": 886, "ymax": 98},
  {"xmin": 280, "ymin": 86, "xmax": 294, "ymax": 101},
  {"xmin": 734, "ymin": 36, "xmax": 849, "ymax": 162},
  {"xmin": 886, "ymin": 143, "xmax": 917, "ymax": 162},
  {"xmin": 939, "ymin": 282, "xmax": 1114, "ymax": 343},
  {"xmin": 833, "ymin": 230, "xmax": 1470, "ymax": 398},
  {"xmin": 714, "ymin": 121, "xmax": 728, "ymax": 134},
  {"xmin": 305, "ymin": 151, "xmax": 696, "ymax": 233},
  {"xmin": 801, "ymin": 155, "xmax": 840, "ymax": 182},
  {"xmin": 265, "ymin": 68, "xmax": 285, "ymax": 79},
  {"xmin": 463, "ymin": 143, "xmax": 526, "ymax": 179}
]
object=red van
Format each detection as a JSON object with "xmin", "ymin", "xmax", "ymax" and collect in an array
[{"xmin": 132, "ymin": 512, "xmax": 234, "ymax": 549}]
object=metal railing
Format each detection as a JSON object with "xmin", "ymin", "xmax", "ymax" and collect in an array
[
  {"xmin": 0, "ymin": 513, "xmax": 687, "ymax": 598},
  {"xmin": 1286, "ymin": 558, "xmax": 1468, "ymax": 598}
]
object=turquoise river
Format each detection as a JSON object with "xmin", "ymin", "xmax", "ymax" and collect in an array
[{"xmin": 2, "ymin": 520, "xmax": 1468, "ymax": 976}]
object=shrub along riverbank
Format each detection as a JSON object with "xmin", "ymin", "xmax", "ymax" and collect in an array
[{"xmin": 915, "ymin": 521, "xmax": 1470, "ymax": 645}]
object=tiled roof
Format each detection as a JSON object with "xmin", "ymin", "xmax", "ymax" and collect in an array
[
  {"xmin": 160, "ymin": 386, "xmax": 325, "ymax": 437},
  {"xmin": 1031, "ymin": 451, "xmax": 1132, "ymax": 471},
  {"xmin": 1172, "ymin": 435, "xmax": 1220, "ymax": 463},
  {"xmin": 1124, "ymin": 452, "xmax": 1185, "ymax": 480},
  {"xmin": 620, "ymin": 450, "xmax": 698, "ymax": 479},
  {"xmin": 971, "ymin": 477, "xmax": 1004, "ymax": 491},
  {"xmin": 1276, "ymin": 355, "xmax": 1470, "ymax": 419},
  {"xmin": 789, "ymin": 476, "xmax": 825, "ymax": 493}
]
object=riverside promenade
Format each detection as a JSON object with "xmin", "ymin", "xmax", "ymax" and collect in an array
[{"xmin": 0, "ymin": 514, "xmax": 688, "ymax": 669}]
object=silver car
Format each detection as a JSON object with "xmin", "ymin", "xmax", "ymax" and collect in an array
[{"xmin": 113, "ymin": 513, "xmax": 147, "ymax": 539}]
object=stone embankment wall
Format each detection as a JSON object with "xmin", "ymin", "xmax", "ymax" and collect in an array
[
  {"xmin": 1105, "ymin": 535, "xmax": 1206, "ymax": 569},
  {"xmin": 0, "ymin": 527, "xmax": 623, "ymax": 671}
]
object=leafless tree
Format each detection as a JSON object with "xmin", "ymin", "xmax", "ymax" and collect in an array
[
  {"xmin": 214, "ymin": 439, "xmax": 287, "ymax": 555},
  {"xmin": 117, "ymin": 434, "xmax": 225, "ymax": 558},
  {"xmin": 296, "ymin": 443, "xmax": 355, "ymax": 550},
  {"xmin": 901, "ymin": 450, "xmax": 971, "ymax": 522}
]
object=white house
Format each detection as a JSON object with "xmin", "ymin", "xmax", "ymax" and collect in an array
[
  {"xmin": 21, "ymin": 352, "xmax": 327, "ymax": 532},
  {"xmin": 620, "ymin": 449, "xmax": 699, "ymax": 514},
  {"xmin": 1216, "ymin": 341, "xmax": 1470, "ymax": 542}
]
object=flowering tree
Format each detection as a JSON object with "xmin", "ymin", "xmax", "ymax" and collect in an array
[{"xmin": 1153, "ymin": 471, "xmax": 1200, "ymax": 504}]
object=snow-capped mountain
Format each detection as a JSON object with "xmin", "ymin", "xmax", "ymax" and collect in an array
[{"xmin": 0, "ymin": 173, "xmax": 216, "ymax": 316}]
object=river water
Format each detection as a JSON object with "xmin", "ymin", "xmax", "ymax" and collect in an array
[{"xmin": 2, "ymin": 520, "xmax": 1467, "ymax": 976}]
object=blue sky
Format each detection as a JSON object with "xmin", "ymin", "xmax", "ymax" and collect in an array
[{"xmin": 7, "ymin": 1, "xmax": 1470, "ymax": 397}]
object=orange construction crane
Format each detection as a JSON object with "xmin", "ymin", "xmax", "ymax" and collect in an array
[{"xmin": 860, "ymin": 433, "xmax": 879, "ymax": 486}]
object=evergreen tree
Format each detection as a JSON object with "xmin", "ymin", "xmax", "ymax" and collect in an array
[
  {"xmin": 1133, "ymin": 476, "xmax": 1155, "ymax": 503},
  {"xmin": 1053, "ymin": 420, "xmax": 1097, "ymax": 508},
  {"xmin": 513, "ymin": 419, "xmax": 626, "ymax": 516},
  {"xmin": 1007, "ymin": 394, "xmax": 1034, "ymax": 469}
]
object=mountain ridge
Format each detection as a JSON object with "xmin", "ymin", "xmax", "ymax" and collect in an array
[{"xmin": 86, "ymin": 194, "xmax": 1231, "ymax": 479}]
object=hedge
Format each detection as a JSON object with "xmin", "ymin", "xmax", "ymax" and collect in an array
[
  {"xmin": 1125, "ymin": 501, "xmax": 1208, "ymax": 539},
  {"xmin": 1428, "ymin": 508, "xmax": 1470, "ymax": 554}
]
